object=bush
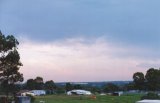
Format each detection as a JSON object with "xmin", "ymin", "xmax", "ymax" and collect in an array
[{"xmin": 141, "ymin": 92, "xmax": 160, "ymax": 100}]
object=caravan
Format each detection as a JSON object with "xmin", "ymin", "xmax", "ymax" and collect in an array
[{"xmin": 67, "ymin": 90, "xmax": 92, "ymax": 95}]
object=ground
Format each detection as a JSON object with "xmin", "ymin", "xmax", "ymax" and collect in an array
[{"xmin": 34, "ymin": 94, "xmax": 142, "ymax": 103}]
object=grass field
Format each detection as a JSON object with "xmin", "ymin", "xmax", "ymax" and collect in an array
[{"xmin": 34, "ymin": 94, "xmax": 142, "ymax": 103}]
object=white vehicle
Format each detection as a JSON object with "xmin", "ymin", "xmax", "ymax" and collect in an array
[
  {"xmin": 136, "ymin": 100, "xmax": 160, "ymax": 103},
  {"xmin": 67, "ymin": 90, "xmax": 92, "ymax": 95}
]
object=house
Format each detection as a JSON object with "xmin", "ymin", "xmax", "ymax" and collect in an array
[
  {"xmin": 67, "ymin": 90, "xmax": 92, "ymax": 95},
  {"xmin": 31, "ymin": 90, "xmax": 46, "ymax": 96}
]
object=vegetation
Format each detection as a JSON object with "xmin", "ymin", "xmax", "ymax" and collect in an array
[
  {"xmin": 45, "ymin": 80, "xmax": 57, "ymax": 94},
  {"xmin": 141, "ymin": 92, "xmax": 160, "ymax": 100},
  {"xmin": 133, "ymin": 68, "xmax": 160, "ymax": 91},
  {"xmin": 65, "ymin": 82, "xmax": 73, "ymax": 91},
  {"xmin": 34, "ymin": 94, "xmax": 142, "ymax": 103},
  {"xmin": 103, "ymin": 83, "xmax": 119, "ymax": 93},
  {"xmin": 24, "ymin": 76, "xmax": 57, "ymax": 95},
  {"xmin": 0, "ymin": 31, "xmax": 23, "ymax": 101}
]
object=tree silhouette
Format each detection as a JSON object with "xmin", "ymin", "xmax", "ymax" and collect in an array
[
  {"xmin": 0, "ymin": 31, "xmax": 23, "ymax": 100},
  {"xmin": 133, "ymin": 72, "xmax": 145, "ymax": 90}
]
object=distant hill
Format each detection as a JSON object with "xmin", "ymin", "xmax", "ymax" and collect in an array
[{"xmin": 55, "ymin": 81, "xmax": 132, "ymax": 87}]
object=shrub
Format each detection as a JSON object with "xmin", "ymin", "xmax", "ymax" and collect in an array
[{"xmin": 141, "ymin": 92, "xmax": 160, "ymax": 100}]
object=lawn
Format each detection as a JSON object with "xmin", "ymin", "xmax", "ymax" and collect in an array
[{"xmin": 34, "ymin": 94, "xmax": 142, "ymax": 103}]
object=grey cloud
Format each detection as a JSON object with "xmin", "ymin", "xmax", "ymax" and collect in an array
[
  {"xmin": 0, "ymin": 0, "xmax": 160, "ymax": 50},
  {"xmin": 136, "ymin": 62, "xmax": 160, "ymax": 69}
]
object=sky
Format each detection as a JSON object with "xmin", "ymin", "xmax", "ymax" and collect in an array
[{"xmin": 0, "ymin": 0, "xmax": 160, "ymax": 82}]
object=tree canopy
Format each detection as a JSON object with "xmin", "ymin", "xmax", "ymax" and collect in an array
[
  {"xmin": 133, "ymin": 72, "xmax": 145, "ymax": 90},
  {"xmin": 133, "ymin": 68, "xmax": 160, "ymax": 91},
  {"xmin": 0, "ymin": 31, "xmax": 23, "ymax": 99}
]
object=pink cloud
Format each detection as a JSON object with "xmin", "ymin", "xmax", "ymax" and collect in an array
[{"xmin": 18, "ymin": 37, "xmax": 160, "ymax": 82}]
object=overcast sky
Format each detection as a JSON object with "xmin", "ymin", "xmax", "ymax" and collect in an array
[{"xmin": 0, "ymin": 0, "xmax": 160, "ymax": 82}]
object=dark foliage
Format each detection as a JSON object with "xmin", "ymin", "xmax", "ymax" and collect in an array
[{"xmin": 141, "ymin": 92, "xmax": 160, "ymax": 100}]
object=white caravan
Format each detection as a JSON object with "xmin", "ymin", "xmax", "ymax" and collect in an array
[
  {"xmin": 67, "ymin": 90, "xmax": 92, "ymax": 95},
  {"xmin": 136, "ymin": 100, "xmax": 160, "ymax": 103}
]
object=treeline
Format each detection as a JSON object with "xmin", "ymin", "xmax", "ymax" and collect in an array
[
  {"xmin": 1, "ymin": 69, "xmax": 160, "ymax": 95},
  {"xmin": 21, "ymin": 79, "xmax": 140, "ymax": 94},
  {"xmin": 133, "ymin": 68, "xmax": 160, "ymax": 91},
  {"xmin": 1, "ymin": 80, "xmax": 136, "ymax": 94},
  {"xmin": 0, "ymin": 76, "xmax": 132, "ymax": 95}
]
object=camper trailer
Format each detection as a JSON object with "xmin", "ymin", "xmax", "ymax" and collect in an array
[
  {"xmin": 67, "ymin": 90, "xmax": 91, "ymax": 95},
  {"xmin": 136, "ymin": 100, "xmax": 160, "ymax": 103}
]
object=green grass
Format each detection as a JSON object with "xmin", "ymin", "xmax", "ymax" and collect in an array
[{"xmin": 34, "ymin": 94, "xmax": 142, "ymax": 103}]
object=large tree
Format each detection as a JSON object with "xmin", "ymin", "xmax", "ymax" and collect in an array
[
  {"xmin": 133, "ymin": 68, "xmax": 160, "ymax": 91},
  {"xmin": 25, "ymin": 77, "xmax": 45, "ymax": 90},
  {"xmin": 0, "ymin": 31, "xmax": 23, "ymax": 99},
  {"xmin": 145, "ymin": 68, "xmax": 160, "ymax": 91},
  {"xmin": 133, "ymin": 72, "xmax": 145, "ymax": 90},
  {"xmin": 35, "ymin": 76, "xmax": 43, "ymax": 83},
  {"xmin": 45, "ymin": 80, "xmax": 56, "ymax": 94},
  {"xmin": 26, "ymin": 79, "xmax": 36, "ymax": 90},
  {"xmin": 34, "ymin": 76, "xmax": 44, "ymax": 90}
]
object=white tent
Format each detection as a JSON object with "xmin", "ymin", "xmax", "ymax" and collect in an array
[
  {"xmin": 67, "ymin": 90, "xmax": 91, "ymax": 95},
  {"xmin": 136, "ymin": 100, "xmax": 160, "ymax": 103}
]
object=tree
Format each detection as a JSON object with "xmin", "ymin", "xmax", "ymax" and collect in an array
[
  {"xmin": 133, "ymin": 72, "xmax": 145, "ymax": 90},
  {"xmin": 104, "ymin": 83, "xmax": 119, "ymax": 93},
  {"xmin": 145, "ymin": 68, "xmax": 160, "ymax": 91},
  {"xmin": 26, "ymin": 79, "xmax": 36, "ymax": 90},
  {"xmin": 0, "ymin": 31, "xmax": 23, "ymax": 100},
  {"xmin": 65, "ymin": 82, "xmax": 73, "ymax": 92},
  {"xmin": 89, "ymin": 86, "xmax": 101, "ymax": 94},
  {"xmin": 25, "ymin": 77, "xmax": 45, "ymax": 90},
  {"xmin": 35, "ymin": 76, "xmax": 43, "ymax": 83},
  {"xmin": 124, "ymin": 82, "xmax": 136, "ymax": 91},
  {"xmin": 133, "ymin": 68, "xmax": 160, "ymax": 91},
  {"xmin": 73, "ymin": 84, "xmax": 83, "ymax": 89},
  {"xmin": 45, "ymin": 80, "xmax": 56, "ymax": 94},
  {"xmin": 34, "ymin": 76, "xmax": 44, "ymax": 90}
]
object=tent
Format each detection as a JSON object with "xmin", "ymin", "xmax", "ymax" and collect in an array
[
  {"xmin": 67, "ymin": 90, "xmax": 91, "ymax": 95},
  {"xmin": 136, "ymin": 100, "xmax": 160, "ymax": 103}
]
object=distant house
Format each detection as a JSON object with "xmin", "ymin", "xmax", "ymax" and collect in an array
[
  {"xmin": 67, "ymin": 90, "xmax": 92, "ymax": 95},
  {"xmin": 31, "ymin": 90, "xmax": 46, "ymax": 96}
]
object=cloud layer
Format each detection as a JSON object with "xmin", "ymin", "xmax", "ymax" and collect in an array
[
  {"xmin": 1, "ymin": 0, "xmax": 160, "ymax": 82},
  {"xmin": 18, "ymin": 37, "xmax": 160, "ymax": 82},
  {"xmin": 1, "ymin": 0, "xmax": 160, "ymax": 49}
]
